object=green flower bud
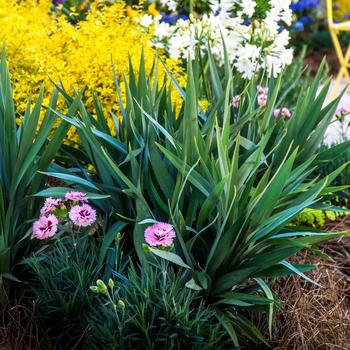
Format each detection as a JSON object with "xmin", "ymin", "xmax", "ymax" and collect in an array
[
  {"xmin": 117, "ymin": 300, "xmax": 125, "ymax": 309},
  {"xmin": 108, "ymin": 278, "xmax": 114, "ymax": 289},
  {"xmin": 54, "ymin": 205, "xmax": 68, "ymax": 220},
  {"xmin": 115, "ymin": 232, "xmax": 122, "ymax": 241},
  {"xmin": 89, "ymin": 286, "xmax": 99, "ymax": 293},
  {"xmin": 96, "ymin": 279, "xmax": 107, "ymax": 294}
]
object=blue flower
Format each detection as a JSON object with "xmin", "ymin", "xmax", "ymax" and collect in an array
[
  {"xmin": 161, "ymin": 13, "xmax": 188, "ymax": 25},
  {"xmin": 290, "ymin": 0, "xmax": 321, "ymax": 12},
  {"xmin": 53, "ymin": 0, "xmax": 65, "ymax": 6},
  {"xmin": 243, "ymin": 18, "xmax": 251, "ymax": 26},
  {"xmin": 177, "ymin": 15, "xmax": 189, "ymax": 21},
  {"xmin": 292, "ymin": 20, "xmax": 305, "ymax": 32},
  {"xmin": 161, "ymin": 13, "xmax": 177, "ymax": 25},
  {"xmin": 299, "ymin": 15, "xmax": 314, "ymax": 24}
]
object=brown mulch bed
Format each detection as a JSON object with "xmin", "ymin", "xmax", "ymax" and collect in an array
[{"xmin": 270, "ymin": 217, "xmax": 350, "ymax": 350}]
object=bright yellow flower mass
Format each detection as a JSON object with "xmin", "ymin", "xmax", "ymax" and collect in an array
[{"xmin": 0, "ymin": 0, "xmax": 185, "ymax": 142}]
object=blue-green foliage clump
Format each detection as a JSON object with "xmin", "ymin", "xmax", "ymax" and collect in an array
[{"xmin": 25, "ymin": 232, "xmax": 231, "ymax": 349}]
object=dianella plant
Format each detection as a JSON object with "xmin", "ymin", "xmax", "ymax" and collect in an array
[
  {"xmin": 0, "ymin": 49, "xmax": 70, "ymax": 305},
  {"xmin": 47, "ymin": 52, "xmax": 349, "ymax": 345}
]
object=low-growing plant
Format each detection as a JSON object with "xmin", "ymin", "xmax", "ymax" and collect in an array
[
  {"xmin": 45, "ymin": 51, "xmax": 349, "ymax": 346},
  {"xmin": 24, "ymin": 218, "xmax": 126, "ymax": 349},
  {"xmin": 0, "ymin": 49, "xmax": 71, "ymax": 306},
  {"xmin": 88, "ymin": 261, "xmax": 231, "ymax": 349},
  {"xmin": 25, "ymin": 235, "xmax": 100, "ymax": 348},
  {"xmin": 25, "ymin": 225, "xmax": 227, "ymax": 349},
  {"xmin": 293, "ymin": 209, "xmax": 339, "ymax": 227}
]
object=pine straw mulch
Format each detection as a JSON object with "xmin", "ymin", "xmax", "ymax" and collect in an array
[{"xmin": 269, "ymin": 216, "xmax": 350, "ymax": 350}]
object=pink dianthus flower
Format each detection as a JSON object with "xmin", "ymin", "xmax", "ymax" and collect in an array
[
  {"xmin": 144, "ymin": 222, "xmax": 176, "ymax": 247},
  {"xmin": 69, "ymin": 204, "xmax": 96, "ymax": 227},
  {"xmin": 65, "ymin": 191, "xmax": 88, "ymax": 202},
  {"xmin": 33, "ymin": 214, "xmax": 58, "ymax": 240},
  {"xmin": 40, "ymin": 197, "xmax": 63, "ymax": 216}
]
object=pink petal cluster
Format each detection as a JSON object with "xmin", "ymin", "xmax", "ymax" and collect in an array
[
  {"xmin": 33, "ymin": 191, "xmax": 96, "ymax": 239},
  {"xmin": 336, "ymin": 106, "xmax": 350, "ymax": 116},
  {"xmin": 69, "ymin": 204, "xmax": 97, "ymax": 227},
  {"xmin": 40, "ymin": 197, "xmax": 63, "ymax": 216},
  {"xmin": 257, "ymin": 86, "xmax": 268, "ymax": 107},
  {"xmin": 233, "ymin": 95, "xmax": 241, "ymax": 109},
  {"xmin": 144, "ymin": 222, "xmax": 176, "ymax": 247},
  {"xmin": 274, "ymin": 108, "xmax": 292, "ymax": 119},
  {"xmin": 33, "ymin": 214, "xmax": 58, "ymax": 240},
  {"xmin": 65, "ymin": 191, "xmax": 88, "ymax": 202}
]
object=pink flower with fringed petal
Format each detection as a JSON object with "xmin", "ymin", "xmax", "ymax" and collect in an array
[
  {"xmin": 144, "ymin": 222, "xmax": 176, "ymax": 247},
  {"xmin": 33, "ymin": 215, "xmax": 58, "ymax": 240},
  {"xmin": 69, "ymin": 204, "xmax": 96, "ymax": 227}
]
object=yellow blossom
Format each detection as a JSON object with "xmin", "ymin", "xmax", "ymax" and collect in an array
[
  {"xmin": 199, "ymin": 99, "xmax": 210, "ymax": 113},
  {"xmin": 126, "ymin": 5, "xmax": 137, "ymax": 18},
  {"xmin": 90, "ymin": 0, "xmax": 99, "ymax": 10},
  {"xmin": 148, "ymin": 3, "xmax": 159, "ymax": 17}
]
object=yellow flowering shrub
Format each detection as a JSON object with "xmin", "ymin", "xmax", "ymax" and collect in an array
[
  {"xmin": 0, "ymin": 0, "xmax": 186, "ymax": 142},
  {"xmin": 329, "ymin": 0, "xmax": 350, "ymax": 22}
]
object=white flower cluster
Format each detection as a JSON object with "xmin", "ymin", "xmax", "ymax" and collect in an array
[
  {"xmin": 159, "ymin": 0, "xmax": 177, "ymax": 12},
  {"xmin": 141, "ymin": 0, "xmax": 294, "ymax": 79}
]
